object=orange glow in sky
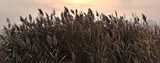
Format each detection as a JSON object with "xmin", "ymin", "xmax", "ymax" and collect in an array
[
  {"xmin": 65, "ymin": 0, "xmax": 90, "ymax": 4},
  {"xmin": 0, "ymin": 0, "xmax": 160, "ymax": 29}
]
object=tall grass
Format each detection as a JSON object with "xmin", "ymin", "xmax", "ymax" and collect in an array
[{"xmin": 0, "ymin": 7, "xmax": 160, "ymax": 63}]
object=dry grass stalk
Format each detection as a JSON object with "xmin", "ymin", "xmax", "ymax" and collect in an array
[{"xmin": 0, "ymin": 7, "xmax": 160, "ymax": 63}]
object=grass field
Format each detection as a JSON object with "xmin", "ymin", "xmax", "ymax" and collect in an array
[{"xmin": 0, "ymin": 7, "xmax": 160, "ymax": 63}]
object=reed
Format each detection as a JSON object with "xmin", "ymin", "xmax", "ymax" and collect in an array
[{"xmin": 0, "ymin": 7, "xmax": 160, "ymax": 63}]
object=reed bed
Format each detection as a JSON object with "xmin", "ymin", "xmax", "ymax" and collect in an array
[{"xmin": 0, "ymin": 7, "xmax": 160, "ymax": 63}]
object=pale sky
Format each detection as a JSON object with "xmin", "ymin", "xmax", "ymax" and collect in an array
[{"xmin": 0, "ymin": 0, "xmax": 160, "ymax": 29}]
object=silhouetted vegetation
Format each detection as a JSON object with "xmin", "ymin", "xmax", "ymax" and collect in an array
[{"xmin": 0, "ymin": 7, "xmax": 160, "ymax": 63}]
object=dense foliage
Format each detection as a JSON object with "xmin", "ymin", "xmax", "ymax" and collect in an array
[{"xmin": 0, "ymin": 7, "xmax": 160, "ymax": 63}]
